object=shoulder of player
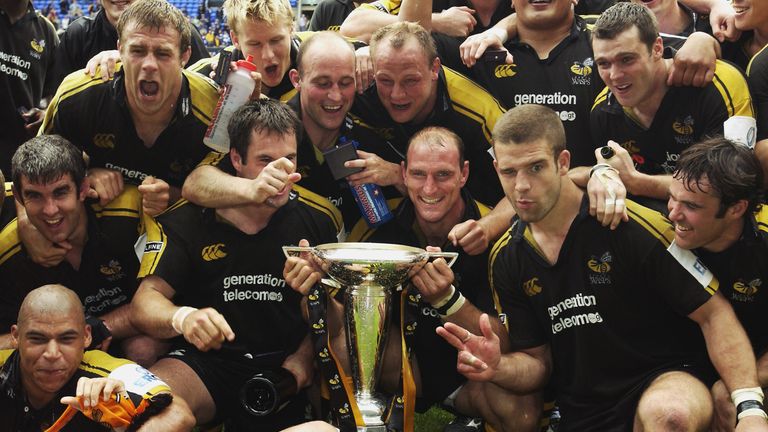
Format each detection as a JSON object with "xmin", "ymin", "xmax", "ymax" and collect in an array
[
  {"xmin": 91, "ymin": 186, "xmax": 142, "ymax": 220},
  {"xmin": 79, "ymin": 350, "xmax": 134, "ymax": 377},
  {"xmin": 747, "ymin": 44, "xmax": 768, "ymax": 77},
  {"xmin": 754, "ymin": 205, "xmax": 768, "ymax": 236},
  {"xmin": 184, "ymin": 69, "xmax": 219, "ymax": 123},
  {"xmin": 293, "ymin": 185, "xmax": 344, "ymax": 234},
  {"xmin": 0, "ymin": 219, "xmax": 22, "ymax": 267},
  {"xmin": 442, "ymin": 65, "xmax": 506, "ymax": 117},
  {"xmin": 621, "ymin": 199, "xmax": 675, "ymax": 247},
  {"xmin": 48, "ymin": 68, "xmax": 110, "ymax": 113}
]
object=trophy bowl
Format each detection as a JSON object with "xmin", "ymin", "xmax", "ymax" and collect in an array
[{"xmin": 282, "ymin": 243, "xmax": 457, "ymax": 431}]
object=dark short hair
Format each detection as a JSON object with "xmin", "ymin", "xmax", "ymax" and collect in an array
[
  {"xmin": 592, "ymin": 2, "xmax": 659, "ymax": 53},
  {"xmin": 117, "ymin": 0, "xmax": 192, "ymax": 54},
  {"xmin": 370, "ymin": 21, "xmax": 437, "ymax": 67},
  {"xmin": 406, "ymin": 126, "xmax": 465, "ymax": 168},
  {"xmin": 12, "ymin": 135, "xmax": 87, "ymax": 191},
  {"xmin": 492, "ymin": 104, "xmax": 566, "ymax": 158},
  {"xmin": 227, "ymin": 98, "xmax": 301, "ymax": 160},
  {"xmin": 296, "ymin": 31, "xmax": 355, "ymax": 76},
  {"xmin": 674, "ymin": 137, "xmax": 764, "ymax": 217}
]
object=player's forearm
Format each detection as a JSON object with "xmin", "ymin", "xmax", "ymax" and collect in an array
[
  {"xmin": 693, "ymin": 294, "xmax": 760, "ymax": 392},
  {"xmin": 445, "ymin": 302, "xmax": 510, "ymax": 352},
  {"xmin": 757, "ymin": 351, "xmax": 768, "ymax": 388},
  {"xmin": 625, "ymin": 173, "xmax": 672, "ymax": 200},
  {"xmin": 340, "ymin": 8, "xmax": 398, "ymax": 43},
  {"xmin": 397, "ymin": 0, "xmax": 432, "ymax": 30},
  {"xmin": 131, "ymin": 278, "xmax": 182, "ymax": 339},
  {"xmin": 100, "ymin": 304, "xmax": 138, "ymax": 339},
  {"xmin": 479, "ymin": 198, "xmax": 515, "ymax": 242},
  {"xmin": 568, "ymin": 166, "xmax": 591, "ymax": 188},
  {"xmin": 181, "ymin": 165, "xmax": 254, "ymax": 208},
  {"xmin": 490, "ymin": 347, "xmax": 550, "ymax": 393},
  {"xmin": 136, "ymin": 393, "xmax": 195, "ymax": 432}
]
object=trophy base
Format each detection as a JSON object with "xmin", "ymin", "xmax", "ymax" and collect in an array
[{"xmin": 357, "ymin": 426, "xmax": 387, "ymax": 432}]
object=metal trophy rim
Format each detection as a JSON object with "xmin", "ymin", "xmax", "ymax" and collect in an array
[{"xmin": 282, "ymin": 242, "xmax": 458, "ymax": 268}]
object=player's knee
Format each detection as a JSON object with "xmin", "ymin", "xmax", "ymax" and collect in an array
[{"xmin": 636, "ymin": 390, "xmax": 710, "ymax": 432}]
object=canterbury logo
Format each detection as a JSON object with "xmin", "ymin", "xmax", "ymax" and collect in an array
[
  {"xmin": 30, "ymin": 39, "xmax": 45, "ymax": 53},
  {"xmin": 201, "ymin": 243, "xmax": 227, "ymax": 261},
  {"xmin": 494, "ymin": 64, "xmax": 516, "ymax": 78},
  {"xmin": 93, "ymin": 134, "xmax": 115, "ymax": 149},
  {"xmin": 523, "ymin": 277, "xmax": 542, "ymax": 296},
  {"xmin": 733, "ymin": 278, "xmax": 761, "ymax": 296}
]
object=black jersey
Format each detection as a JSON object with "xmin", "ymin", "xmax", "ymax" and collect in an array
[
  {"xmin": 490, "ymin": 198, "xmax": 717, "ymax": 430},
  {"xmin": 656, "ymin": 3, "xmax": 713, "ymax": 50},
  {"xmin": 694, "ymin": 207, "xmax": 768, "ymax": 354},
  {"xmin": 590, "ymin": 60, "xmax": 754, "ymax": 176},
  {"xmin": 351, "ymin": 66, "xmax": 505, "ymax": 207},
  {"xmin": 40, "ymin": 68, "xmax": 219, "ymax": 188},
  {"xmin": 187, "ymin": 33, "xmax": 311, "ymax": 102},
  {"xmin": 287, "ymin": 95, "xmax": 402, "ymax": 231},
  {"xmin": 52, "ymin": 9, "xmax": 210, "ymax": 89},
  {"xmin": 748, "ymin": 44, "xmax": 768, "ymax": 142},
  {"xmin": 722, "ymin": 31, "xmax": 754, "ymax": 73},
  {"xmin": 0, "ymin": 187, "xmax": 145, "ymax": 330},
  {"xmin": 348, "ymin": 190, "xmax": 494, "ymax": 402},
  {"xmin": 0, "ymin": 349, "xmax": 170, "ymax": 432},
  {"xmin": 0, "ymin": 3, "xmax": 58, "ymax": 175},
  {"xmin": 139, "ymin": 187, "xmax": 341, "ymax": 359},
  {"xmin": 458, "ymin": 17, "xmax": 604, "ymax": 168},
  {"xmin": 309, "ymin": 0, "xmax": 355, "ymax": 31}
]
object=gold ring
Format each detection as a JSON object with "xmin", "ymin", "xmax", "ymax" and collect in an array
[{"xmin": 462, "ymin": 330, "xmax": 471, "ymax": 343}]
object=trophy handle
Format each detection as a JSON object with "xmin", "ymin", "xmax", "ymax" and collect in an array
[
  {"xmin": 426, "ymin": 252, "xmax": 459, "ymax": 268},
  {"xmin": 282, "ymin": 246, "xmax": 314, "ymax": 259}
]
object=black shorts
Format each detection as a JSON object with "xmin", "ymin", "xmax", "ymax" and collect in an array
[
  {"xmin": 560, "ymin": 362, "xmax": 716, "ymax": 432},
  {"xmin": 164, "ymin": 345, "xmax": 310, "ymax": 431}
]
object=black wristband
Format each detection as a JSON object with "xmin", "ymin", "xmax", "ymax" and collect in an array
[
  {"xmin": 434, "ymin": 288, "xmax": 461, "ymax": 315},
  {"xmin": 736, "ymin": 399, "xmax": 767, "ymax": 423}
]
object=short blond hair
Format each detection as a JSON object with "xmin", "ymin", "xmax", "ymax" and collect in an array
[
  {"xmin": 370, "ymin": 21, "xmax": 437, "ymax": 66},
  {"xmin": 223, "ymin": 0, "xmax": 294, "ymax": 35}
]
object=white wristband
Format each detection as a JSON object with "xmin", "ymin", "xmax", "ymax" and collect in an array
[
  {"xmin": 432, "ymin": 285, "xmax": 457, "ymax": 309},
  {"xmin": 732, "ymin": 387, "xmax": 765, "ymax": 406},
  {"xmin": 442, "ymin": 293, "xmax": 466, "ymax": 318},
  {"xmin": 487, "ymin": 27, "xmax": 508, "ymax": 44},
  {"xmin": 171, "ymin": 306, "xmax": 198, "ymax": 334},
  {"xmin": 738, "ymin": 407, "xmax": 768, "ymax": 421}
]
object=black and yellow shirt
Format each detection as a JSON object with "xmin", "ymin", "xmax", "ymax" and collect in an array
[
  {"xmin": 695, "ymin": 206, "xmax": 768, "ymax": 354},
  {"xmin": 40, "ymin": 68, "xmax": 219, "ymax": 188},
  {"xmin": 0, "ymin": 187, "xmax": 146, "ymax": 330},
  {"xmin": 351, "ymin": 65, "xmax": 505, "ymax": 207},
  {"xmin": 0, "ymin": 349, "xmax": 170, "ymax": 432},
  {"xmin": 490, "ymin": 198, "xmax": 717, "ymax": 430},
  {"xmin": 748, "ymin": 44, "xmax": 768, "ymax": 142},
  {"xmin": 591, "ymin": 60, "xmax": 754, "ymax": 176},
  {"xmin": 138, "ymin": 187, "xmax": 341, "ymax": 358},
  {"xmin": 309, "ymin": 0, "xmax": 355, "ymax": 32}
]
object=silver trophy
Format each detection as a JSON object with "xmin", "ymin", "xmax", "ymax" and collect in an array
[{"xmin": 283, "ymin": 243, "xmax": 457, "ymax": 431}]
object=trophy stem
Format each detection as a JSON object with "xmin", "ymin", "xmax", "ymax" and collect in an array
[{"xmin": 345, "ymin": 280, "xmax": 392, "ymax": 428}]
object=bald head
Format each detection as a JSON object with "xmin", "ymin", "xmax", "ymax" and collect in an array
[
  {"xmin": 17, "ymin": 285, "xmax": 85, "ymax": 330},
  {"xmin": 296, "ymin": 31, "xmax": 355, "ymax": 76}
]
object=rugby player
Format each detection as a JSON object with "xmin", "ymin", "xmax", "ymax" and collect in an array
[
  {"xmin": 438, "ymin": 104, "xmax": 767, "ymax": 431},
  {"xmin": 132, "ymin": 99, "xmax": 342, "ymax": 430},
  {"xmin": 668, "ymin": 138, "xmax": 768, "ymax": 431},
  {"xmin": 1, "ymin": 284, "xmax": 194, "ymax": 431},
  {"xmin": 0, "ymin": 135, "xmax": 162, "ymax": 366}
]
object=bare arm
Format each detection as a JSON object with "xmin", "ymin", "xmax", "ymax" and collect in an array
[
  {"xmin": 596, "ymin": 141, "xmax": 671, "ymax": 200},
  {"xmin": 99, "ymin": 304, "xmax": 138, "ymax": 339},
  {"xmin": 340, "ymin": 8, "xmax": 400, "ymax": 43},
  {"xmin": 689, "ymin": 293, "xmax": 760, "ymax": 392}
]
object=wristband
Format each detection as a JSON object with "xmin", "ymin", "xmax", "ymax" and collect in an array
[
  {"xmin": 589, "ymin": 163, "xmax": 618, "ymax": 178},
  {"xmin": 737, "ymin": 400, "xmax": 768, "ymax": 422},
  {"xmin": 732, "ymin": 387, "xmax": 765, "ymax": 406},
  {"xmin": 487, "ymin": 27, "xmax": 508, "ymax": 44},
  {"xmin": 171, "ymin": 306, "xmax": 198, "ymax": 334},
  {"xmin": 434, "ymin": 286, "xmax": 466, "ymax": 317},
  {"xmin": 431, "ymin": 285, "xmax": 456, "ymax": 309}
]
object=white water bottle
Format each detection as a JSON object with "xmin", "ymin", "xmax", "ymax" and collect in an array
[{"xmin": 204, "ymin": 55, "xmax": 257, "ymax": 153}]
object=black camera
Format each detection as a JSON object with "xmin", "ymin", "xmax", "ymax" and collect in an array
[{"xmin": 240, "ymin": 368, "xmax": 298, "ymax": 417}]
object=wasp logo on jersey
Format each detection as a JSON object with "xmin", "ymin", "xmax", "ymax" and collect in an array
[
  {"xmin": 570, "ymin": 58, "xmax": 593, "ymax": 85},
  {"xmin": 494, "ymin": 64, "xmax": 517, "ymax": 78},
  {"xmin": 587, "ymin": 252, "xmax": 612, "ymax": 285},
  {"xmin": 93, "ymin": 134, "xmax": 116, "ymax": 149},
  {"xmin": 672, "ymin": 115, "xmax": 695, "ymax": 135},
  {"xmin": 732, "ymin": 278, "xmax": 761, "ymax": 302},
  {"xmin": 523, "ymin": 277, "xmax": 542, "ymax": 297},
  {"xmin": 30, "ymin": 39, "xmax": 45, "ymax": 57},
  {"xmin": 100, "ymin": 259, "xmax": 125, "ymax": 282},
  {"xmin": 202, "ymin": 243, "xmax": 227, "ymax": 261}
]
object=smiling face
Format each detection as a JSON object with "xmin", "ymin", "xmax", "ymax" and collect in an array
[
  {"xmin": 403, "ymin": 137, "xmax": 468, "ymax": 226},
  {"xmin": 119, "ymin": 23, "xmax": 190, "ymax": 120},
  {"xmin": 494, "ymin": 139, "xmax": 569, "ymax": 223},
  {"xmin": 102, "ymin": 0, "xmax": 133, "ymax": 27},
  {"xmin": 18, "ymin": 174, "xmax": 88, "ymax": 245},
  {"xmin": 512, "ymin": 0, "xmax": 575, "ymax": 30},
  {"xmin": 667, "ymin": 176, "xmax": 743, "ymax": 252},
  {"xmin": 373, "ymin": 36, "xmax": 440, "ymax": 125},
  {"xmin": 593, "ymin": 26, "xmax": 664, "ymax": 109},
  {"xmin": 232, "ymin": 19, "xmax": 293, "ymax": 89},
  {"xmin": 291, "ymin": 39, "xmax": 356, "ymax": 136},
  {"xmin": 12, "ymin": 309, "xmax": 91, "ymax": 408},
  {"xmin": 732, "ymin": 0, "xmax": 768, "ymax": 32}
]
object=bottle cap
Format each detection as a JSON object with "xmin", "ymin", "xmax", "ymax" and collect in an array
[{"xmin": 236, "ymin": 55, "xmax": 258, "ymax": 72}]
